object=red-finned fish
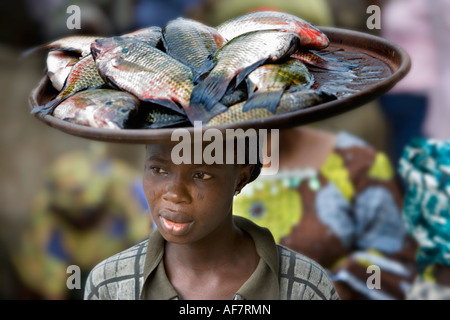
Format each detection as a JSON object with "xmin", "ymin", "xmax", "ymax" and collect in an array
[
  {"xmin": 91, "ymin": 37, "xmax": 193, "ymax": 119},
  {"xmin": 190, "ymin": 30, "xmax": 302, "ymax": 124},
  {"xmin": 53, "ymin": 89, "xmax": 139, "ymax": 129},
  {"xmin": 162, "ymin": 17, "xmax": 226, "ymax": 74},
  {"xmin": 206, "ymin": 89, "xmax": 336, "ymax": 126},
  {"xmin": 31, "ymin": 54, "xmax": 106, "ymax": 116},
  {"xmin": 216, "ymin": 10, "xmax": 329, "ymax": 49},
  {"xmin": 291, "ymin": 50, "xmax": 351, "ymax": 72},
  {"xmin": 244, "ymin": 58, "xmax": 314, "ymax": 113}
]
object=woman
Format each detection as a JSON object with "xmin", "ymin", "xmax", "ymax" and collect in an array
[{"xmin": 84, "ymin": 137, "xmax": 340, "ymax": 300}]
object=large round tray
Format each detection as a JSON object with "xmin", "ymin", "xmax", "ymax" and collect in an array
[{"xmin": 29, "ymin": 26, "xmax": 411, "ymax": 144}]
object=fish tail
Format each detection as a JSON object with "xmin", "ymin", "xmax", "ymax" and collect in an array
[
  {"xmin": 144, "ymin": 98, "xmax": 186, "ymax": 116},
  {"xmin": 243, "ymin": 90, "xmax": 284, "ymax": 114},
  {"xmin": 30, "ymin": 98, "xmax": 62, "ymax": 116},
  {"xmin": 184, "ymin": 99, "xmax": 228, "ymax": 125},
  {"xmin": 193, "ymin": 53, "xmax": 216, "ymax": 84},
  {"xmin": 234, "ymin": 60, "xmax": 267, "ymax": 89},
  {"xmin": 190, "ymin": 73, "xmax": 230, "ymax": 112}
]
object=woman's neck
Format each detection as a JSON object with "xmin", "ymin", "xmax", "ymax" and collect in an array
[{"xmin": 163, "ymin": 217, "xmax": 259, "ymax": 299}]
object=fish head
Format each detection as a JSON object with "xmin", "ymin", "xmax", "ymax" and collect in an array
[
  {"xmin": 91, "ymin": 37, "xmax": 135, "ymax": 61},
  {"xmin": 293, "ymin": 21, "xmax": 329, "ymax": 49}
]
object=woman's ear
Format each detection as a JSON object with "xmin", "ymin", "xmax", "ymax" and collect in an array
[{"xmin": 236, "ymin": 163, "xmax": 255, "ymax": 192}]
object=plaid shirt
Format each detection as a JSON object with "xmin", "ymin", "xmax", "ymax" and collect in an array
[{"xmin": 84, "ymin": 217, "xmax": 339, "ymax": 300}]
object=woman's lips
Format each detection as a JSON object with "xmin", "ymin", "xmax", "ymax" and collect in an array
[{"xmin": 159, "ymin": 212, "xmax": 194, "ymax": 236}]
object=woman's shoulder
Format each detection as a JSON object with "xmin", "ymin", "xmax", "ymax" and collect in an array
[
  {"xmin": 84, "ymin": 239, "xmax": 148, "ymax": 300},
  {"xmin": 276, "ymin": 244, "xmax": 340, "ymax": 300}
]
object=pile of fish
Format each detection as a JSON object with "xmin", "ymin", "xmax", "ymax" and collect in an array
[{"xmin": 29, "ymin": 10, "xmax": 338, "ymax": 130}]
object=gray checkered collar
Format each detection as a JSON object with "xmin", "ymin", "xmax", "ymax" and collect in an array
[{"xmin": 140, "ymin": 216, "xmax": 279, "ymax": 300}]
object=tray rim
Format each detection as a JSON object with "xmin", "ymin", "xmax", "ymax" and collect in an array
[{"xmin": 28, "ymin": 26, "xmax": 411, "ymax": 144}]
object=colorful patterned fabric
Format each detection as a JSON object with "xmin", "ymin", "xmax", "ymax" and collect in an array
[
  {"xmin": 12, "ymin": 148, "xmax": 151, "ymax": 299},
  {"xmin": 398, "ymin": 138, "xmax": 450, "ymax": 275},
  {"xmin": 233, "ymin": 131, "xmax": 418, "ymax": 299}
]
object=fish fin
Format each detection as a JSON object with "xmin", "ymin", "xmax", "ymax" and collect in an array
[
  {"xmin": 291, "ymin": 51, "xmax": 352, "ymax": 72},
  {"xmin": 144, "ymin": 118, "xmax": 190, "ymax": 129},
  {"xmin": 19, "ymin": 45, "xmax": 43, "ymax": 60},
  {"xmin": 234, "ymin": 59, "xmax": 267, "ymax": 89},
  {"xmin": 30, "ymin": 98, "xmax": 62, "ymax": 116},
  {"xmin": 190, "ymin": 74, "xmax": 231, "ymax": 113},
  {"xmin": 193, "ymin": 53, "xmax": 216, "ymax": 84},
  {"xmin": 184, "ymin": 101, "xmax": 228, "ymax": 125},
  {"xmin": 243, "ymin": 90, "xmax": 284, "ymax": 114},
  {"xmin": 143, "ymin": 98, "xmax": 186, "ymax": 116}
]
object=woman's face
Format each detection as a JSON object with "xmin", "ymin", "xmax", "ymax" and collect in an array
[{"xmin": 143, "ymin": 143, "xmax": 251, "ymax": 245}]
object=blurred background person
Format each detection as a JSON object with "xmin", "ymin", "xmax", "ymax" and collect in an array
[
  {"xmin": 9, "ymin": 144, "xmax": 151, "ymax": 300},
  {"xmin": 422, "ymin": 0, "xmax": 450, "ymax": 140},
  {"xmin": 379, "ymin": 0, "xmax": 438, "ymax": 179},
  {"xmin": 398, "ymin": 138, "xmax": 450, "ymax": 300},
  {"xmin": 234, "ymin": 127, "xmax": 418, "ymax": 300}
]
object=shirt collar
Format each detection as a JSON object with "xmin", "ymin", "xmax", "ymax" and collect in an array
[{"xmin": 140, "ymin": 215, "xmax": 279, "ymax": 300}]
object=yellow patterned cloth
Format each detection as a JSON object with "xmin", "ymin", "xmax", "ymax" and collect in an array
[
  {"xmin": 12, "ymin": 149, "xmax": 151, "ymax": 299},
  {"xmin": 234, "ymin": 131, "xmax": 418, "ymax": 300}
]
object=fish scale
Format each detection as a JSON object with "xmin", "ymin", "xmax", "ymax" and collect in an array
[
  {"xmin": 31, "ymin": 54, "xmax": 105, "ymax": 115},
  {"xmin": 206, "ymin": 89, "xmax": 336, "ymax": 126},
  {"xmin": 216, "ymin": 10, "xmax": 329, "ymax": 49},
  {"xmin": 53, "ymin": 89, "xmax": 139, "ymax": 129},
  {"xmin": 92, "ymin": 37, "xmax": 194, "ymax": 118},
  {"xmin": 243, "ymin": 58, "xmax": 314, "ymax": 112},
  {"xmin": 162, "ymin": 17, "xmax": 226, "ymax": 73},
  {"xmin": 189, "ymin": 30, "xmax": 302, "ymax": 124}
]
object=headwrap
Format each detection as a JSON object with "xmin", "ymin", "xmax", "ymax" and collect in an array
[{"xmin": 398, "ymin": 138, "xmax": 450, "ymax": 274}]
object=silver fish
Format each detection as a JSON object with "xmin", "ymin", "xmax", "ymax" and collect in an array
[
  {"xmin": 31, "ymin": 54, "xmax": 106, "ymax": 115},
  {"xmin": 244, "ymin": 58, "xmax": 314, "ymax": 112},
  {"xmin": 190, "ymin": 30, "xmax": 302, "ymax": 123},
  {"xmin": 23, "ymin": 35, "xmax": 102, "ymax": 58},
  {"xmin": 91, "ymin": 37, "xmax": 193, "ymax": 119},
  {"xmin": 206, "ymin": 89, "xmax": 336, "ymax": 126},
  {"xmin": 53, "ymin": 89, "xmax": 139, "ymax": 129},
  {"xmin": 46, "ymin": 50, "xmax": 80, "ymax": 91},
  {"xmin": 162, "ymin": 17, "xmax": 226, "ymax": 73},
  {"xmin": 216, "ymin": 10, "xmax": 329, "ymax": 49}
]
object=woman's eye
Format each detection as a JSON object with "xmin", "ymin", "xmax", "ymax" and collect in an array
[
  {"xmin": 193, "ymin": 172, "xmax": 212, "ymax": 180},
  {"xmin": 151, "ymin": 167, "xmax": 167, "ymax": 174}
]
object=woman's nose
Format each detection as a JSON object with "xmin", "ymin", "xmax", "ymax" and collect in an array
[{"xmin": 162, "ymin": 176, "xmax": 191, "ymax": 204}]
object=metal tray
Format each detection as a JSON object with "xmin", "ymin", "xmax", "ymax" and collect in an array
[{"xmin": 28, "ymin": 26, "xmax": 411, "ymax": 144}]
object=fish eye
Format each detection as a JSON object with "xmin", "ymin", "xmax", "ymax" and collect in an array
[{"xmin": 122, "ymin": 47, "xmax": 129, "ymax": 54}]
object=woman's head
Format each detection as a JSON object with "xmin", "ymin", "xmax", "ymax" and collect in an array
[{"xmin": 143, "ymin": 139, "xmax": 258, "ymax": 244}]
